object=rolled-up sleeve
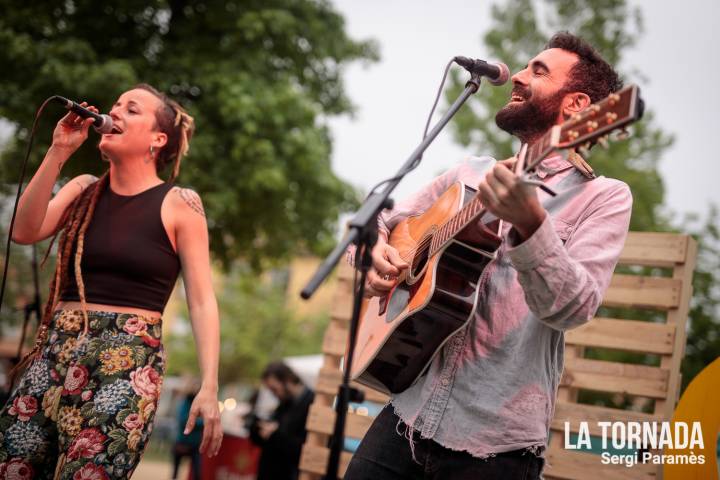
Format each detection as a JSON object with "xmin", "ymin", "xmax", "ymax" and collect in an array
[{"xmin": 507, "ymin": 182, "xmax": 633, "ymax": 331}]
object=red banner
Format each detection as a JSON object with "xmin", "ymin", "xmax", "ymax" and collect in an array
[{"xmin": 200, "ymin": 434, "xmax": 260, "ymax": 480}]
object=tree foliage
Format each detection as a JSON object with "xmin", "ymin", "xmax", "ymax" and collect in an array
[
  {"xmin": 446, "ymin": 0, "xmax": 718, "ymax": 394},
  {"xmin": 0, "ymin": 0, "xmax": 378, "ymax": 268},
  {"xmin": 681, "ymin": 207, "xmax": 720, "ymax": 389},
  {"xmin": 0, "ymin": 232, "xmax": 54, "ymax": 334},
  {"xmin": 165, "ymin": 269, "xmax": 328, "ymax": 384}
]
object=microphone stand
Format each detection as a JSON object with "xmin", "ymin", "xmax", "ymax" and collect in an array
[{"xmin": 301, "ymin": 70, "xmax": 484, "ymax": 480}]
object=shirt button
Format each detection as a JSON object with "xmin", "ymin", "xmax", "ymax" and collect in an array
[{"xmin": 441, "ymin": 378, "xmax": 450, "ymax": 387}]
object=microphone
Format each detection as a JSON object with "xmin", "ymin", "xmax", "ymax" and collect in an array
[
  {"xmin": 453, "ymin": 57, "xmax": 510, "ymax": 86},
  {"xmin": 52, "ymin": 96, "xmax": 114, "ymax": 134}
]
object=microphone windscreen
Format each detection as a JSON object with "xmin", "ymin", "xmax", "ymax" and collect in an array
[
  {"xmin": 489, "ymin": 62, "xmax": 510, "ymax": 86},
  {"xmin": 94, "ymin": 114, "xmax": 114, "ymax": 134}
]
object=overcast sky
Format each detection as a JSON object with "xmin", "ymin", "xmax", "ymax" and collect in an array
[
  {"xmin": 327, "ymin": 0, "xmax": 720, "ymax": 221},
  {"xmin": 1, "ymin": 2, "xmax": 716, "ymax": 222}
]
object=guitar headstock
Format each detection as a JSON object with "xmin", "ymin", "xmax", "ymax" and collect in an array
[{"xmin": 556, "ymin": 84, "xmax": 644, "ymax": 150}]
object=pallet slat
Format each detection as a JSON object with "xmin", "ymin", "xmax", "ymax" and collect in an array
[
  {"xmin": 336, "ymin": 260, "xmax": 355, "ymax": 281},
  {"xmin": 602, "ymin": 274, "xmax": 681, "ymax": 310},
  {"xmin": 618, "ymin": 232, "xmax": 688, "ymax": 267},
  {"xmin": 299, "ymin": 444, "xmax": 353, "ymax": 477},
  {"xmin": 316, "ymin": 367, "xmax": 389, "ymax": 404},
  {"xmin": 544, "ymin": 448, "xmax": 657, "ymax": 479},
  {"xmin": 566, "ymin": 318, "xmax": 675, "ymax": 354},
  {"xmin": 306, "ymin": 404, "xmax": 374, "ymax": 439},
  {"xmin": 322, "ymin": 320, "xmax": 348, "ymax": 357},
  {"xmin": 561, "ymin": 358, "xmax": 668, "ymax": 399},
  {"xmin": 330, "ymin": 285, "xmax": 355, "ymax": 323},
  {"xmin": 551, "ymin": 403, "xmax": 661, "ymax": 436}
]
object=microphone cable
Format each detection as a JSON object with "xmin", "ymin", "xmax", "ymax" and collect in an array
[
  {"xmin": 366, "ymin": 58, "xmax": 455, "ymax": 196},
  {"xmin": 0, "ymin": 97, "xmax": 56, "ymax": 329}
]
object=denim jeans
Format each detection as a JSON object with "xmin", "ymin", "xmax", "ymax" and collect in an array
[{"xmin": 344, "ymin": 406, "xmax": 544, "ymax": 480}]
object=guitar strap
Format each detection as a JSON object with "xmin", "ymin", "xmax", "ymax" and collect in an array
[{"xmin": 535, "ymin": 163, "xmax": 596, "ymax": 213}]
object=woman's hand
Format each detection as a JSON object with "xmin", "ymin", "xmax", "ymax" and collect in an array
[
  {"xmin": 51, "ymin": 102, "xmax": 98, "ymax": 154},
  {"xmin": 184, "ymin": 386, "xmax": 224, "ymax": 457}
]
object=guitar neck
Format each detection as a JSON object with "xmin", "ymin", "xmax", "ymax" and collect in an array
[{"xmin": 428, "ymin": 129, "xmax": 559, "ymax": 257}]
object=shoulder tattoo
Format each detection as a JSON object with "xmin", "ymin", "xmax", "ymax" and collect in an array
[
  {"xmin": 177, "ymin": 188, "xmax": 206, "ymax": 217},
  {"xmin": 74, "ymin": 175, "xmax": 98, "ymax": 193}
]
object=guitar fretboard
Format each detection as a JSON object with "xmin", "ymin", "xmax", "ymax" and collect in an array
[{"xmin": 428, "ymin": 131, "xmax": 556, "ymax": 256}]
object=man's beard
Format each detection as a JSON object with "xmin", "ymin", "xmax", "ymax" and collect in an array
[{"xmin": 495, "ymin": 87, "xmax": 566, "ymax": 144}]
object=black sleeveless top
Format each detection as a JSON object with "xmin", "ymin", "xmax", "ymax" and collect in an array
[{"xmin": 61, "ymin": 182, "xmax": 181, "ymax": 312}]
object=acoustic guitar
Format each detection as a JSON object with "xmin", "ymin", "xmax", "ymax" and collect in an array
[{"xmin": 349, "ymin": 84, "xmax": 644, "ymax": 395}]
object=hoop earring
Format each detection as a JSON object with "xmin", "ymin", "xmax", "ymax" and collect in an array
[{"xmin": 146, "ymin": 145, "xmax": 155, "ymax": 164}]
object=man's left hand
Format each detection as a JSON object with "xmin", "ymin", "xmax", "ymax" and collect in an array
[{"xmin": 477, "ymin": 161, "xmax": 547, "ymax": 240}]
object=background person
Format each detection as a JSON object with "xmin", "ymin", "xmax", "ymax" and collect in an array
[{"xmin": 250, "ymin": 361, "xmax": 314, "ymax": 480}]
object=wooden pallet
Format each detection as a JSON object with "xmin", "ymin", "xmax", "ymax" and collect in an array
[{"xmin": 299, "ymin": 232, "xmax": 697, "ymax": 480}]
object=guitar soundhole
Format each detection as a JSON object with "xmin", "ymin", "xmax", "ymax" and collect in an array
[{"xmin": 410, "ymin": 240, "xmax": 430, "ymax": 281}]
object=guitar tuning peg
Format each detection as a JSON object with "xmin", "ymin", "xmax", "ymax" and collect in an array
[
  {"xmin": 597, "ymin": 135, "xmax": 610, "ymax": 149},
  {"xmin": 616, "ymin": 128, "xmax": 630, "ymax": 140}
]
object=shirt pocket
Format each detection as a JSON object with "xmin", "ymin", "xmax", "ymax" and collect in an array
[{"xmin": 553, "ymin": 217, "xmax": 574, "ymax": 243}]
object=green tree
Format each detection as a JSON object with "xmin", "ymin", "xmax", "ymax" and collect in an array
[
  {"xmin": 681, "ymin": 207, "xmax": 720, "ymax": 390},
  {"xmin": 0, "ymin": 0, "xmax": 378, "ymax": 268},
  {"xmin": 0, "ymin": 205, "xmax": 55, "ymax": 333},
  {"xmin": 166, "ymin": 268, "xmax": 329, "ymax": 384},
  {"xmin": 447, "ymin": 0, "xmax": 718, "ymax": 396}
]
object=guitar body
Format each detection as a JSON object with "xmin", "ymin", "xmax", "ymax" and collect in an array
[{"xmin": 350, "ymin": 181, "xmax": 500, "ymax": 394}]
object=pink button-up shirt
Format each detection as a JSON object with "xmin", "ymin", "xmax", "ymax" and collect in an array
[{"xmin": 377, "ymin": 153, "xmax": 632, "ymax": 458}]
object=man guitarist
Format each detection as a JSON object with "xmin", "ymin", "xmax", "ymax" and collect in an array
[{"xmin": 345, "ymin": 32, "xmax": 632, "ymax": 480}]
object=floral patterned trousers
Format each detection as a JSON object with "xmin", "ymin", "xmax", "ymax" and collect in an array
[{"xmin": 0, "ymin": 309, "xmax": 165, "ymax": 479}]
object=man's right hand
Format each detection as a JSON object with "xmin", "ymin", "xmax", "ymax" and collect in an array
[
  {"xmin": 51, "ymin": 102, "xmax": 98, "ymax": 154},
  {"xmin": 364, "ymin": 236, "xmax": 409, "ymax": 297}
]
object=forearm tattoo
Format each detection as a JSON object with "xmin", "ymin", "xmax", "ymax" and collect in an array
[{"xmin": 178, "ymin": 188, "xmax": 206, "ymax": 217}]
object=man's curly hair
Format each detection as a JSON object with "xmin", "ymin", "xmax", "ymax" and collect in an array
[{"xmin": 547, "ymin": 32, "xmax": 623, "ymax": 103}]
